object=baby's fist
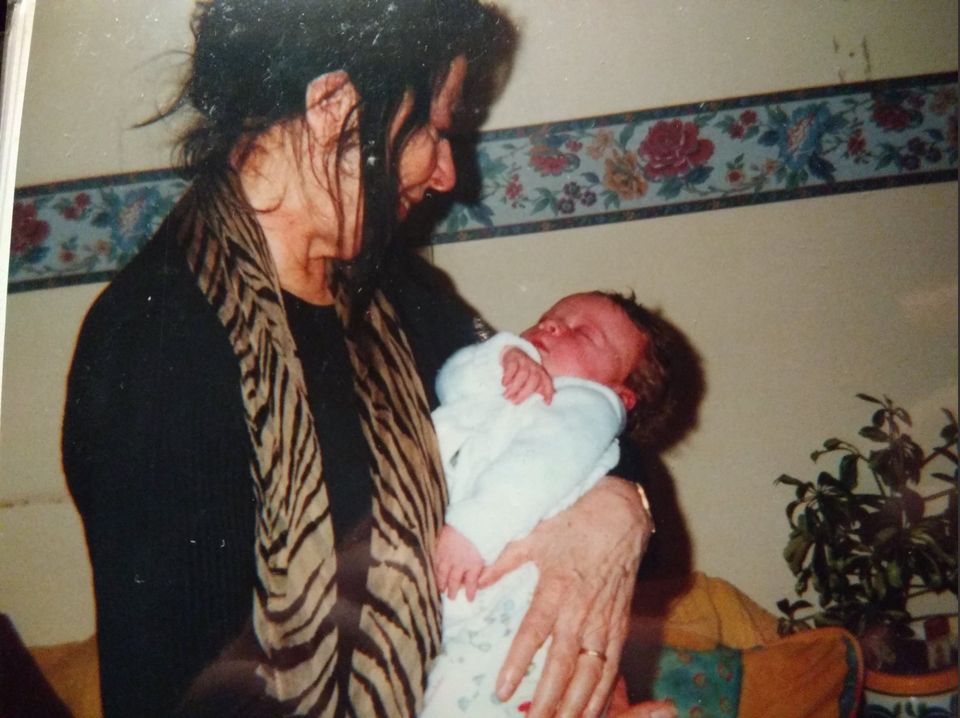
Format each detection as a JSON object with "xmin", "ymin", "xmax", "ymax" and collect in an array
[
  {"xmin": 434, "ymin": 524, "xmax": 485, "ymax": 601},
  {"xmin": 500, "ymin": 346, "xmax": 554, "ymax": 405}
]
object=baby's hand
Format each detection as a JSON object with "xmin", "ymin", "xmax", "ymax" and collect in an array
[
  {"xmin": 434, "ymin": 524, "xmax": 485, "ymax": 601},
  {"xmin": 500, "ymin": 346, "xmax": 555, "ymax": 405}
]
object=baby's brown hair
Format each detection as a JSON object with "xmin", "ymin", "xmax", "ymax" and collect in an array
[{"xmin": 594, "ymin": 291, "xmax": 675, "ymax": 443}]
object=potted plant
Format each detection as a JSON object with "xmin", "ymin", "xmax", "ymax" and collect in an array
[{"xmin": 774, "ymin": 394, "xmax": 957, "ymax": 715}]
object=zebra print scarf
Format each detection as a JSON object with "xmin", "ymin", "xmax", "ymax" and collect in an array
[{"xmin": 177, "ymin": 174, "xmax": 447, "ymax": 716}]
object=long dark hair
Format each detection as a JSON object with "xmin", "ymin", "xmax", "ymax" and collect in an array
[{"xmin": 154, "ymin": 0, "xmax": 513, "ymax": 299}]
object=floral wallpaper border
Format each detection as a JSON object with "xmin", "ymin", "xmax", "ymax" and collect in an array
[{"xmin": 10, "ymin": 72, "xmax": 958, "ymax": 293}]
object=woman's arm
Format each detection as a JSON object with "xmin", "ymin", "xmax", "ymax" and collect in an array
[
  {"xmin": 63, "ymin": 242, "xmax": 256, "ymax": 718},
  {"xmin": 478, "ymin": 477, "xmax": 654, "ymax": 718},
  {"xmin": 444, "ymin": 382, "xmax": 623, "ymax": 564}
]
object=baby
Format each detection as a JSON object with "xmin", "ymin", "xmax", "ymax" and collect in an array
[{"xmin": 422, "ymin": 291, "xmax": 667, "ymax": 716}]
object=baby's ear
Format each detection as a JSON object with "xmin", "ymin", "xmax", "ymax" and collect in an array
[
  {"xmin": 615, "ymin": 385, "xmax": 637, "ymax": 411},
  {"xmin": 304, "ymin": 70, "xmax": 359, "ymax": 141}
]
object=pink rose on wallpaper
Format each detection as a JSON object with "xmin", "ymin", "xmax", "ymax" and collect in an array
[
  {"xmin": 638, "ymin": 119, "xmax": 714, "ymax": 180},
  {"xmin": 529, "ymin": 154, "xmax": 565, "ymax": 175},
  {"xmin": 11, "ymin": 202, "xmax": 50, "ymax": 255}
]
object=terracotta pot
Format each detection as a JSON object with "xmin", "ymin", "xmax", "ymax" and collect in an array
[
  {"xmin": 862, "ymin": 665, "xmax": 957, "ymax": 717},
  {"xmin": 860, "ymin": 615, "xmax": 957, "ymax": 717}
]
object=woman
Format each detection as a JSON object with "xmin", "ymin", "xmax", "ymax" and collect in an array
[{"xmin": 62, "ymin": 1, "xmax": 654, "ymax": 716}]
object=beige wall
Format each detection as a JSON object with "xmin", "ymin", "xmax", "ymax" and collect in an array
[{"xmin": 2, "ymin": 0, "xmax": 957, "ymax": 646}]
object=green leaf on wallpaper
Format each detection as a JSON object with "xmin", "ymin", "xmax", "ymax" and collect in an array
[
  {"xmin": 532, "ymin": 196, "xmax": 551, "ymax": 214},
  {"xmin": 694, "ymin": 112, "xmax": 717, "ymax": 127},
  {"xmin": 466, "ymin": 202, "xmax": 495, "ymax": 228},
  {"xmin": 767, "ymin": 105, "xmax": 789, "ymax": 127}
]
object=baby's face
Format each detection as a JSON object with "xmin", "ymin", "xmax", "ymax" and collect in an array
[{"xmin": 520, "ymin": 293, "xmax": 646, "ymax": 392}]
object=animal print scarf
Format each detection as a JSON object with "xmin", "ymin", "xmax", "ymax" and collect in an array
[{"xmin": 178, "ymin": 173, "xmax": 447, "ymax": 716}]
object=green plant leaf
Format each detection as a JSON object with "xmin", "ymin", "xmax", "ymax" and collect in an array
[
  {"xmin": 874, "ymin": 526, "xmax": 900, "ymax": 545},
  {"xmin": 804, "ymin": 506, "xmax": 821, "ymax": 531},
  {"xmin": 885, "ymin": 561, "xmax": 903, "ymax": 588},
  {"xmin": 813, "ymin": 612, "xmax": 844, "ymax": 628},
  {"xmin": 817, "ymin": 471, "xmax": 837, "ymax": 488},
  {"xmin": 871, "ymin": 568, "xmax": 888, "ymax": 600},
  {"xmin": 911, "ymin": 531, "xmax": 957, "ymax": 565},
  {"xmin": 859, "ymin": 426, "xmax": 889, "ymax": 442},
  {"xmin": 869, "ymin": 437, "xmax": 924, "ymax": 489},
  {"xmin": 812, "ymin": 545, "xmax": 830, "ymax": 602},
  {"xmin": 838, "ymin": 454, "xmax": 859, "ymax": 489},
  {"xmin": 893, "ymin": 407, "xmax": 912, "ymax": 426},
  {"xmin": 784, "ymin": 533, "xmax": 813, "ymax": 574},
  {"xmin": 775, "ymin": 474, "xmax": 804, "ymax": 487},
  {"xmin": 899, "ymin": 487, "xmax": 925, "ymax": 524},
  {"xmin": 856, "ymin": 393, "xmax": 882, "ymax": 404},
  {"xmin": 871, "ymin": 409, "xmax": 886, "ymax": 427},
  {"xmin": 914, "ymin": 551, "xmax": 943, "ymax": 589},
  {"xmin": 939, "ymin": 409, "xmax": 958, "ymax": 442}
]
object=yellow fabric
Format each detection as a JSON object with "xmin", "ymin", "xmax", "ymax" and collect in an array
[
  {"xmin": 629, "ymin": 572, "xmax": 861, "ymax": 718},
  {"xmin": 660, "ymin": 572, "xmax": 782, "ymax": 650},
  {"xmin": 30, "ymin": 636, "xmax": 101, "ymax": 718}
]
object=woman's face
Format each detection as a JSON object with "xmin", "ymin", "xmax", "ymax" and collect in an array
[
  {"xmin": 393, "ymin": 56, "xmax": 467, "ymax": 220},
  {"xmin": 310, "ymin": 57, "xmax": 467, "ymax": 262}
]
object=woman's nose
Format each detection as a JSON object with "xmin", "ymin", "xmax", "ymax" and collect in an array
[{"xmin": 428, "ymin": 139, "xmax": 456, "ymax": 193}]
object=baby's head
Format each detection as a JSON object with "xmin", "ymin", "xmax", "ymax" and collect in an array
[{"xmin": 521, "ymin": 291, "xmax": 669, "ymax": 426}]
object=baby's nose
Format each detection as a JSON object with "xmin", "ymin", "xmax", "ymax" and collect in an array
[{"xmin": 540, "ymin": 318, "xmax": 561, "ymax": 335}]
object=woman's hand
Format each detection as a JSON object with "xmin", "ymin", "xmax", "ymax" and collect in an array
[{"xmin": 477, "ymin": 478, "xmax": 654, "ymax": 718}]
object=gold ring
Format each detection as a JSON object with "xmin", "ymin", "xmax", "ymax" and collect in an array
[{"xmin": 578, "ymin": 648, "xmax": 607, "ymax": 661}]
